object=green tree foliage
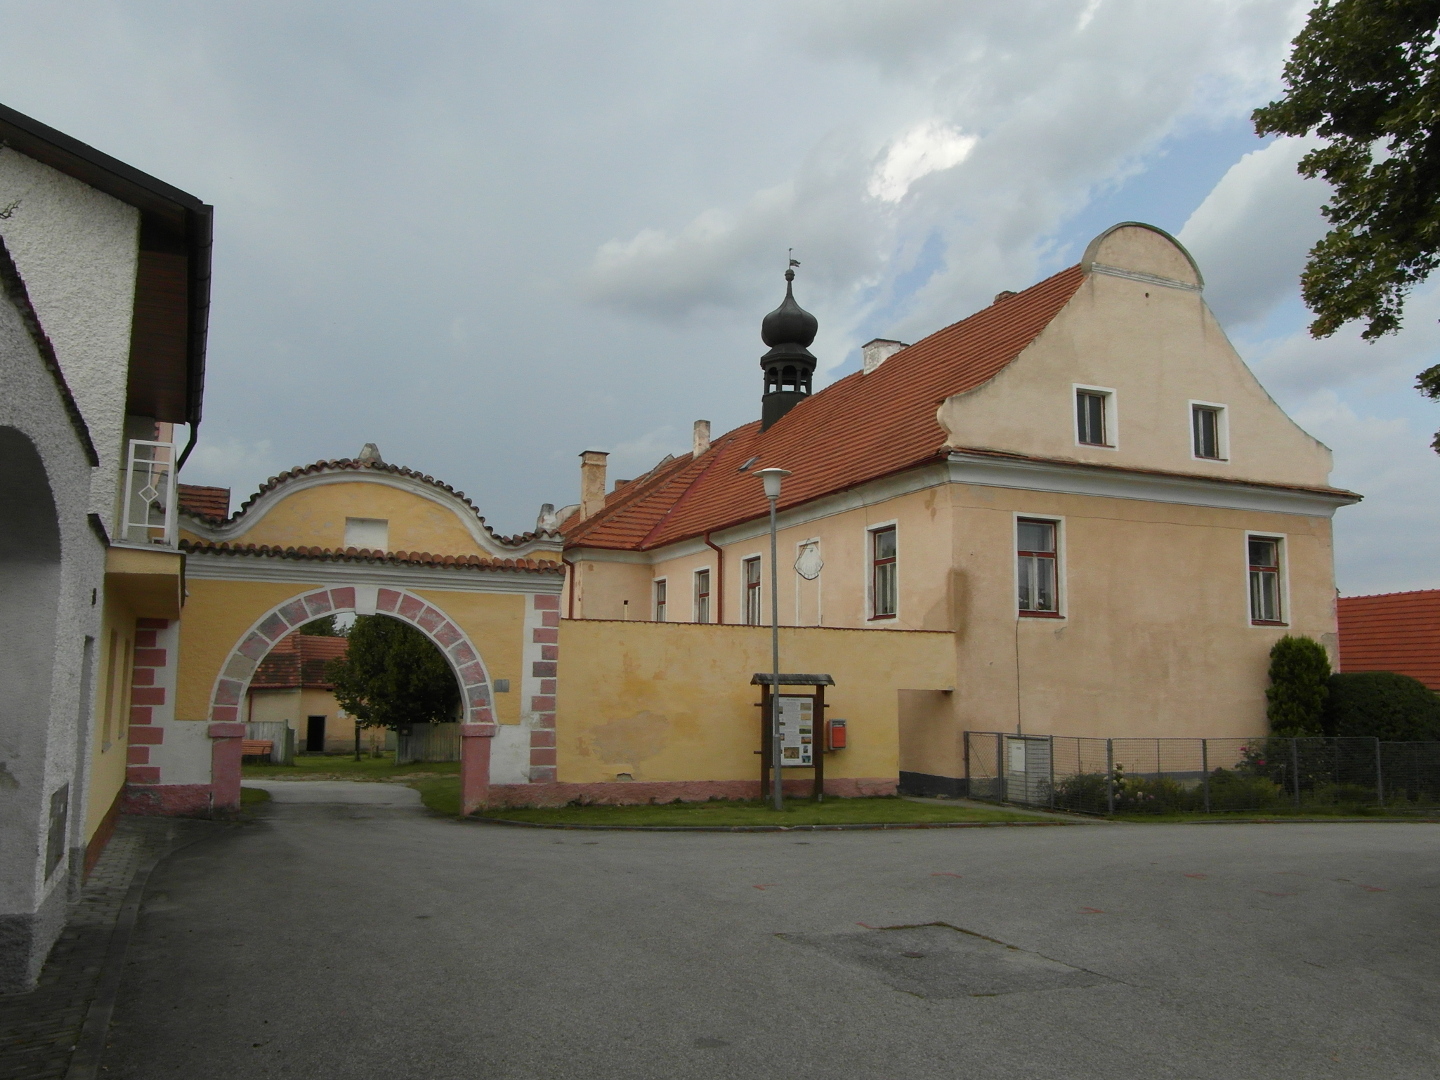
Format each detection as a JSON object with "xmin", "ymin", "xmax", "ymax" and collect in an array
[
  {"xmin": 1323, "ymin": 670, "xmax": 1440, "ymax": 739},
  {"xmin": 299, "ymin": 614, "xmax": 343, "ymax": 636},
  {"xmin": 1253, "ymin": 0, "xmax": 1440, "ymax": 450},
  {"xmin": 1266, "ymin": 634, "xmax": 1332, "ymax": 735},
  {"xmin": 326, "ymin": 615, "xmax": 460, "ymax": 730}
]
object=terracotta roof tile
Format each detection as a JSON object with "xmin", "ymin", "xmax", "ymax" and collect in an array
[
  {"xmin": 566, "ymin": 265, "xmax": 1084, "ymax": 550},
  {"xmin": 179, "ymin": 539, "xmax": 565, "ymax": 575},
  {"xmin": 250, "ymin": 631, "xmax": 349, "ymax": 690},
  {"xmin": 177, "ymin": 484, "xmax": 230, "ymax": 521},
  {"xmin": 1337, "ymin": 590, "xmax": 1440, "ymax": 691}
]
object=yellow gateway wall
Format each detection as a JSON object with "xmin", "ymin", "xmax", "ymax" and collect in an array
[{"xmin": 553, "ymin": 620, "xmax": 955, "ymax": 788}]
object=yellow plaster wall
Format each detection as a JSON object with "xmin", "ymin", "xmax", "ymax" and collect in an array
[
  {"xmin": 180, "ymin": 479, "xmax": 529, "ymax": 558},
  {"xmin": 555, "ymin": 620, "xmax": 954, "ymax": 784},
  {"xmin": 581, "ymin": 483, "xmax": 957, "ymax": 632},
  {"xmin": 85, "ymin": 592, "xmax": 134, "ymax": 840},
  {"xmin": 938, "ymin": 225, "xmax": 1335, "ymax": 489},
  {"xmin": 945, "ymin": 484, "xmax": 1336, "ymax": 740}
]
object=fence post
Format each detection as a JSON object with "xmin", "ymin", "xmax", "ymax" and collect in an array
[
  {"xmin": 1375, "ymin": 738, "xmax": 1385, "ymax": 808},
  {"xmin": 1048, "ymin": 735, "xmax": 1056, "ymax": 809},
  {"xmin": 1290, "ymin": 738, "xmax": 1301, "ymax": 807},
  {"xmin": 963, "ymin": 731, "xmax": 971, "ymax": 799},
  {"xmin": 1201, "ymin": 738, "xmax": 1211, "ymax": 814},
  {"xmin": 997, "ymin": 732, "xmax": 1005, "ymax": 804},
  {"xmin": 1106, "ymin": 738, "xmax": 1115, "ymax": 816}
]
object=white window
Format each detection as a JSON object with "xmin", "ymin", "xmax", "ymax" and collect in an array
[
  {"xmin": 1247, "ymin": 536, "xmax": 1285, "ymax": 625},
  {"xmin": 870, "ymin": 525, "xmax": 897, "ymax": 619},
  {"xmin": 1017, "ymin": 518, "xmax": 1060, "ymax": 616},
  {"xmin": 344, "ymin": 517, "xmax": 389, "ymax": 551},
  {"xmin": 1190, "ymin": 401, "xmax": 1228, "ymax": 460},
  {"xmin": 1074, "ymin": 385, "xmax": 1117, "ymax": 448},
  {"xmin": 743, "ymin": 557, "xmax": 762, "ymax": 625},
  {"xmin": 654, "ymin": 578, "xmax": 667, "ymax": 622},
  {"xmin": 693, "ymin": 568, "xmax": 711, "ymax": 624}
]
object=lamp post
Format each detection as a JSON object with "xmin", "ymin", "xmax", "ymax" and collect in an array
[{"xmin": 755, "ymin": 467, "xmax": 792, "ymax": 811}]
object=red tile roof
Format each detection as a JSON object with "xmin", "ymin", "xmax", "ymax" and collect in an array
[
  {"xmin": 1337, "ymin": 590, "xmax": 1440, "ymax": 691},
  {"xmin": 566, "ymin": 265, "xmax": 1088, "ymax": 551},
  {"xmin": 250, "ymin": 631, "xmax": 349, "ymax": 690},
  {"xmin": 177, "ymin": 484, "xmax": 230, "ymax": 521},
  {"xmin": 178, "ymin": 538, "xmax": 565, "ymax": 575}
]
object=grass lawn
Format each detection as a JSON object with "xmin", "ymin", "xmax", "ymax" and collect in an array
[
  {"xmin": 407, "ymin": 778, "xmax": 1049, "ymax": 826},
  {"xmin": 240, "ymin": 786, "xmax": 271, "ymax": 806},
  {"xmin": 241, "ymin": 754, "xmax": 459, "ymax": 781}
]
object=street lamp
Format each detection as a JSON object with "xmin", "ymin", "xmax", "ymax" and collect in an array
[{"xmin": 755, "ymin": 467, "xmax": 792, "ymax": 811}]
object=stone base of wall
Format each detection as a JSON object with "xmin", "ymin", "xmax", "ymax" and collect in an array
[
  {"xmin": 484, "ymin": 776, "xmax": 898, "ymax": 809},
  {"xmin": 83, "ymin": 785, "xmax": 126, "ymax": 878},
  {"xmin": 121, "ymin": 783, "xmax": 213, "ymax": 817}
]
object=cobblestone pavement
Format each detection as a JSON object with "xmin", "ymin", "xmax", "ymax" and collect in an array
[{"xmin": 0, "ymin": 818, "xmax": 218, "ymax": 1080}]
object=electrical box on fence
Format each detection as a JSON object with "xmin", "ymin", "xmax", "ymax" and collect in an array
[
  {"xmin": 777, "ymin": 695, "xmax": 814, "ymax": 767},
  {"xmin": 827, "ymin": 718, "xmax": 847, "ymax": 751}
]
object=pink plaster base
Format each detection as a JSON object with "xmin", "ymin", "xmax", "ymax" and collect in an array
[
  {"xmin": 480, "ymin": 777, "xmax": 897, "ymax": 810},
  {"xmin": 122, "ymin": 783, "xmax": 214, "ymax": 817}
]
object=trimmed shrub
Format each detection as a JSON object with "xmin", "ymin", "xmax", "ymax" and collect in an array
[
  {"xmin": 1323, "ymin": 671, "xmax": 1440, "ymax": 741},
  {"xmin": 1266, "ymin": 635, "xmax": 1330, "ymax": 735}
]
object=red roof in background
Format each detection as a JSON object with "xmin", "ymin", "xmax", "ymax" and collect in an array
[
  {"xmin": 178, "ymin": 483, "xmax": 230, "ymax": 521},
  {"xmin": 1337, "ymin": 590, "xmax": 1440, "ymax": 691},
  {"xmin": 565, "ymin": 264, "xmax": 1088, "ymax": 551},
  {"xmin": 250, "ymin": 631, "xmax": 349, "ymax": 691}
]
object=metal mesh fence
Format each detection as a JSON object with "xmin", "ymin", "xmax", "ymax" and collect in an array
[{"xmin": 964, "ymin": 732, "xmax": 1440, "ymax": 815}]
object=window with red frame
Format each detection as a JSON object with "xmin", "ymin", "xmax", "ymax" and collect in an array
[
  {"xmin": 1017, "ymin": 519, "xmax": 1059, "ymax": 615},
  {"xmin": 1248, "ymin": 537, "xmax": 1284, "ymax": 624},
  {"xmin": 743, "ymin": 557, "xmax": 762, "ymax": 625},
  {"xmin": 871, "ymin": 526, "xmax": 897, "ymax": 618}
]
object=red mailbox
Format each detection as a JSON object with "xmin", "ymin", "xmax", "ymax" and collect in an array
[{"xmin": 827, "ymin": 718, "xmax": 847, "ymax": 751}]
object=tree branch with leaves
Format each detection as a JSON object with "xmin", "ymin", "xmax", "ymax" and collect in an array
[{"xmin": 1254, "ymin": 0, "xmax": 1440, "ymax": 450}]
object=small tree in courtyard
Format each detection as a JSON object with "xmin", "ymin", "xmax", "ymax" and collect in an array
[
  {"xmin": 1266, "ymin": 635, "xmax": 1332, "ymax": 736},
  {"xmin": 327, "ymin": 615, "xmax": 460, "ymax": 731}
]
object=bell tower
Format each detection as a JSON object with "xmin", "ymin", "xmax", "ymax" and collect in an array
[{"xmin": 759, "ymin": 267, "xmax": 818, "ymax": 431}]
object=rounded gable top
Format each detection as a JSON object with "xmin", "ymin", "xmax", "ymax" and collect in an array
[{"xmin": 1081, "ymin": 222, "xmax": 1203, "ymax": 289}]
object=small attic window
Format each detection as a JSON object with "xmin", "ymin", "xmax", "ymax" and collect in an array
[
  {"xmin": 738, "ymin": 456, "xmax": 760, "ymax": 472},
  {"xmin": 345, "ymin": 517, "xmax": 389, "ymax": 551}
]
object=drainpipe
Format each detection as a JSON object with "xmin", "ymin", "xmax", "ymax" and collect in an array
[
  {"xmin": 176, "ymin": 421, "xmax": 200, "ymax": 472},
  {"xmin": 704, "ymin": 533, "xmax": 724, "ymax": 624}
]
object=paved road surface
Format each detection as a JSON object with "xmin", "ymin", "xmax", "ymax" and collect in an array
[{"xmin": 103, "ymin": 783, "xmax": 1440, "ymax": 1079}]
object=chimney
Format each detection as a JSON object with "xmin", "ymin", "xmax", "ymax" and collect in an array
[
  {"xmin": 693, "ymin": 419, "xmax": 711, "ymax": 458},
  {"xmin": 862, "ymin": 339, "xmax": 908, "ymax": 375},
  {"xmin": 579, "ymin": 450, "xmax": 608, "ymax": 519}
]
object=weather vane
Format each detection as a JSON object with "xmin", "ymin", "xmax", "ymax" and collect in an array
[{"xmin": 788, "ymin": 248, "xmax": 800, "ymax": 269}]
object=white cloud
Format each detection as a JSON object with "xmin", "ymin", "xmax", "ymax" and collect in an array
[
  {"xmin": 1179, "ymin": 136, "xmax": 1329, "ymax": 328},
  {"xmin": 867, "ymin": 121, "xmax": 977, "ymax": 203},
  {"xmin": 1287, "ymin": 392, "xmax": 1440, "ymax": 595}
]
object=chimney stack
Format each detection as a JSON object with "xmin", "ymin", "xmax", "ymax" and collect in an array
[
  {"xmin": 693, "ymin": 419, "xmax": 711, "ymax": 458},
  {"xmin": 861, "ymin": 339, "xmax": 908, "ymax": 375},
  {"xmin": 579, "ymin": 451, "xmax": 609, "ymax": 519}
]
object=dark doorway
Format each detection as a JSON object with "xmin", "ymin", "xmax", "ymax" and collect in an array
[{"xmin": 305, "ymin": 716, "xmax": 326, "ymax": 752}]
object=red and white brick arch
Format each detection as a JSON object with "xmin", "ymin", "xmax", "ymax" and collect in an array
[{"xmin": 207, "ymin": 585, "xmax": 498, "ymax": 813}]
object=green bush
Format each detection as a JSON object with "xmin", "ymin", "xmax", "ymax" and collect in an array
[
  {"xmin": 1323, "ymin": 671, "xmax": 1440, "ymax": 741},
  {"xmin": 1266, "ymin": 635, "xmax": 1330, "ymax": 735},
  {"xmin": 1205, "ymin": 769, "xmax": 1284, "ymax": 811}
]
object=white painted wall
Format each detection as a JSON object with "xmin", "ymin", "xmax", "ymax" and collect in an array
[{"xmin": 0, "ymin": 148, "xmax": 141, "ymax": 532}]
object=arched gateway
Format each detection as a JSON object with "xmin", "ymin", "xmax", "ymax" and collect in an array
[
  {"xmin": 119, "ymin": 449, "xmax": 566, "ymax": 819},
  {"xmin": 206, "ymin": 585, "xmax": 500, "ymax": 814}
]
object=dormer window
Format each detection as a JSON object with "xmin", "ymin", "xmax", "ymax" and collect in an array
[{"xmin": 1074, "ymin": 386, "xmax": 1116, "ymax": 448}]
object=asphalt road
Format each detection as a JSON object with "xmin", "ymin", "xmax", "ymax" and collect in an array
[{"xmin": 102, "ymin": 782, "xmax": 1440, "ymax": 1079}]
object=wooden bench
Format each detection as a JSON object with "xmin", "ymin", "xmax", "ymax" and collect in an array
[{"xmin": 241, "ymin": 739, "xmax": 274, "ymax": 761}]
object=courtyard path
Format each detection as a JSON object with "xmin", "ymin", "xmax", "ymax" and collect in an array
[{"xmin": 100, "ymin": 785, "xmax": 1439, "ymax": 1079}]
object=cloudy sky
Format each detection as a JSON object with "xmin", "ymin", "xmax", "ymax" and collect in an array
[{"xmin": 2, "ymin": 0, "xmax": 1436, "ymax": 594}]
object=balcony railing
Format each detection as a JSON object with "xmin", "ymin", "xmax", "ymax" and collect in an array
[{"xmin": 121, "ymin": 439, "xmax": 177, "ymax": 547}]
